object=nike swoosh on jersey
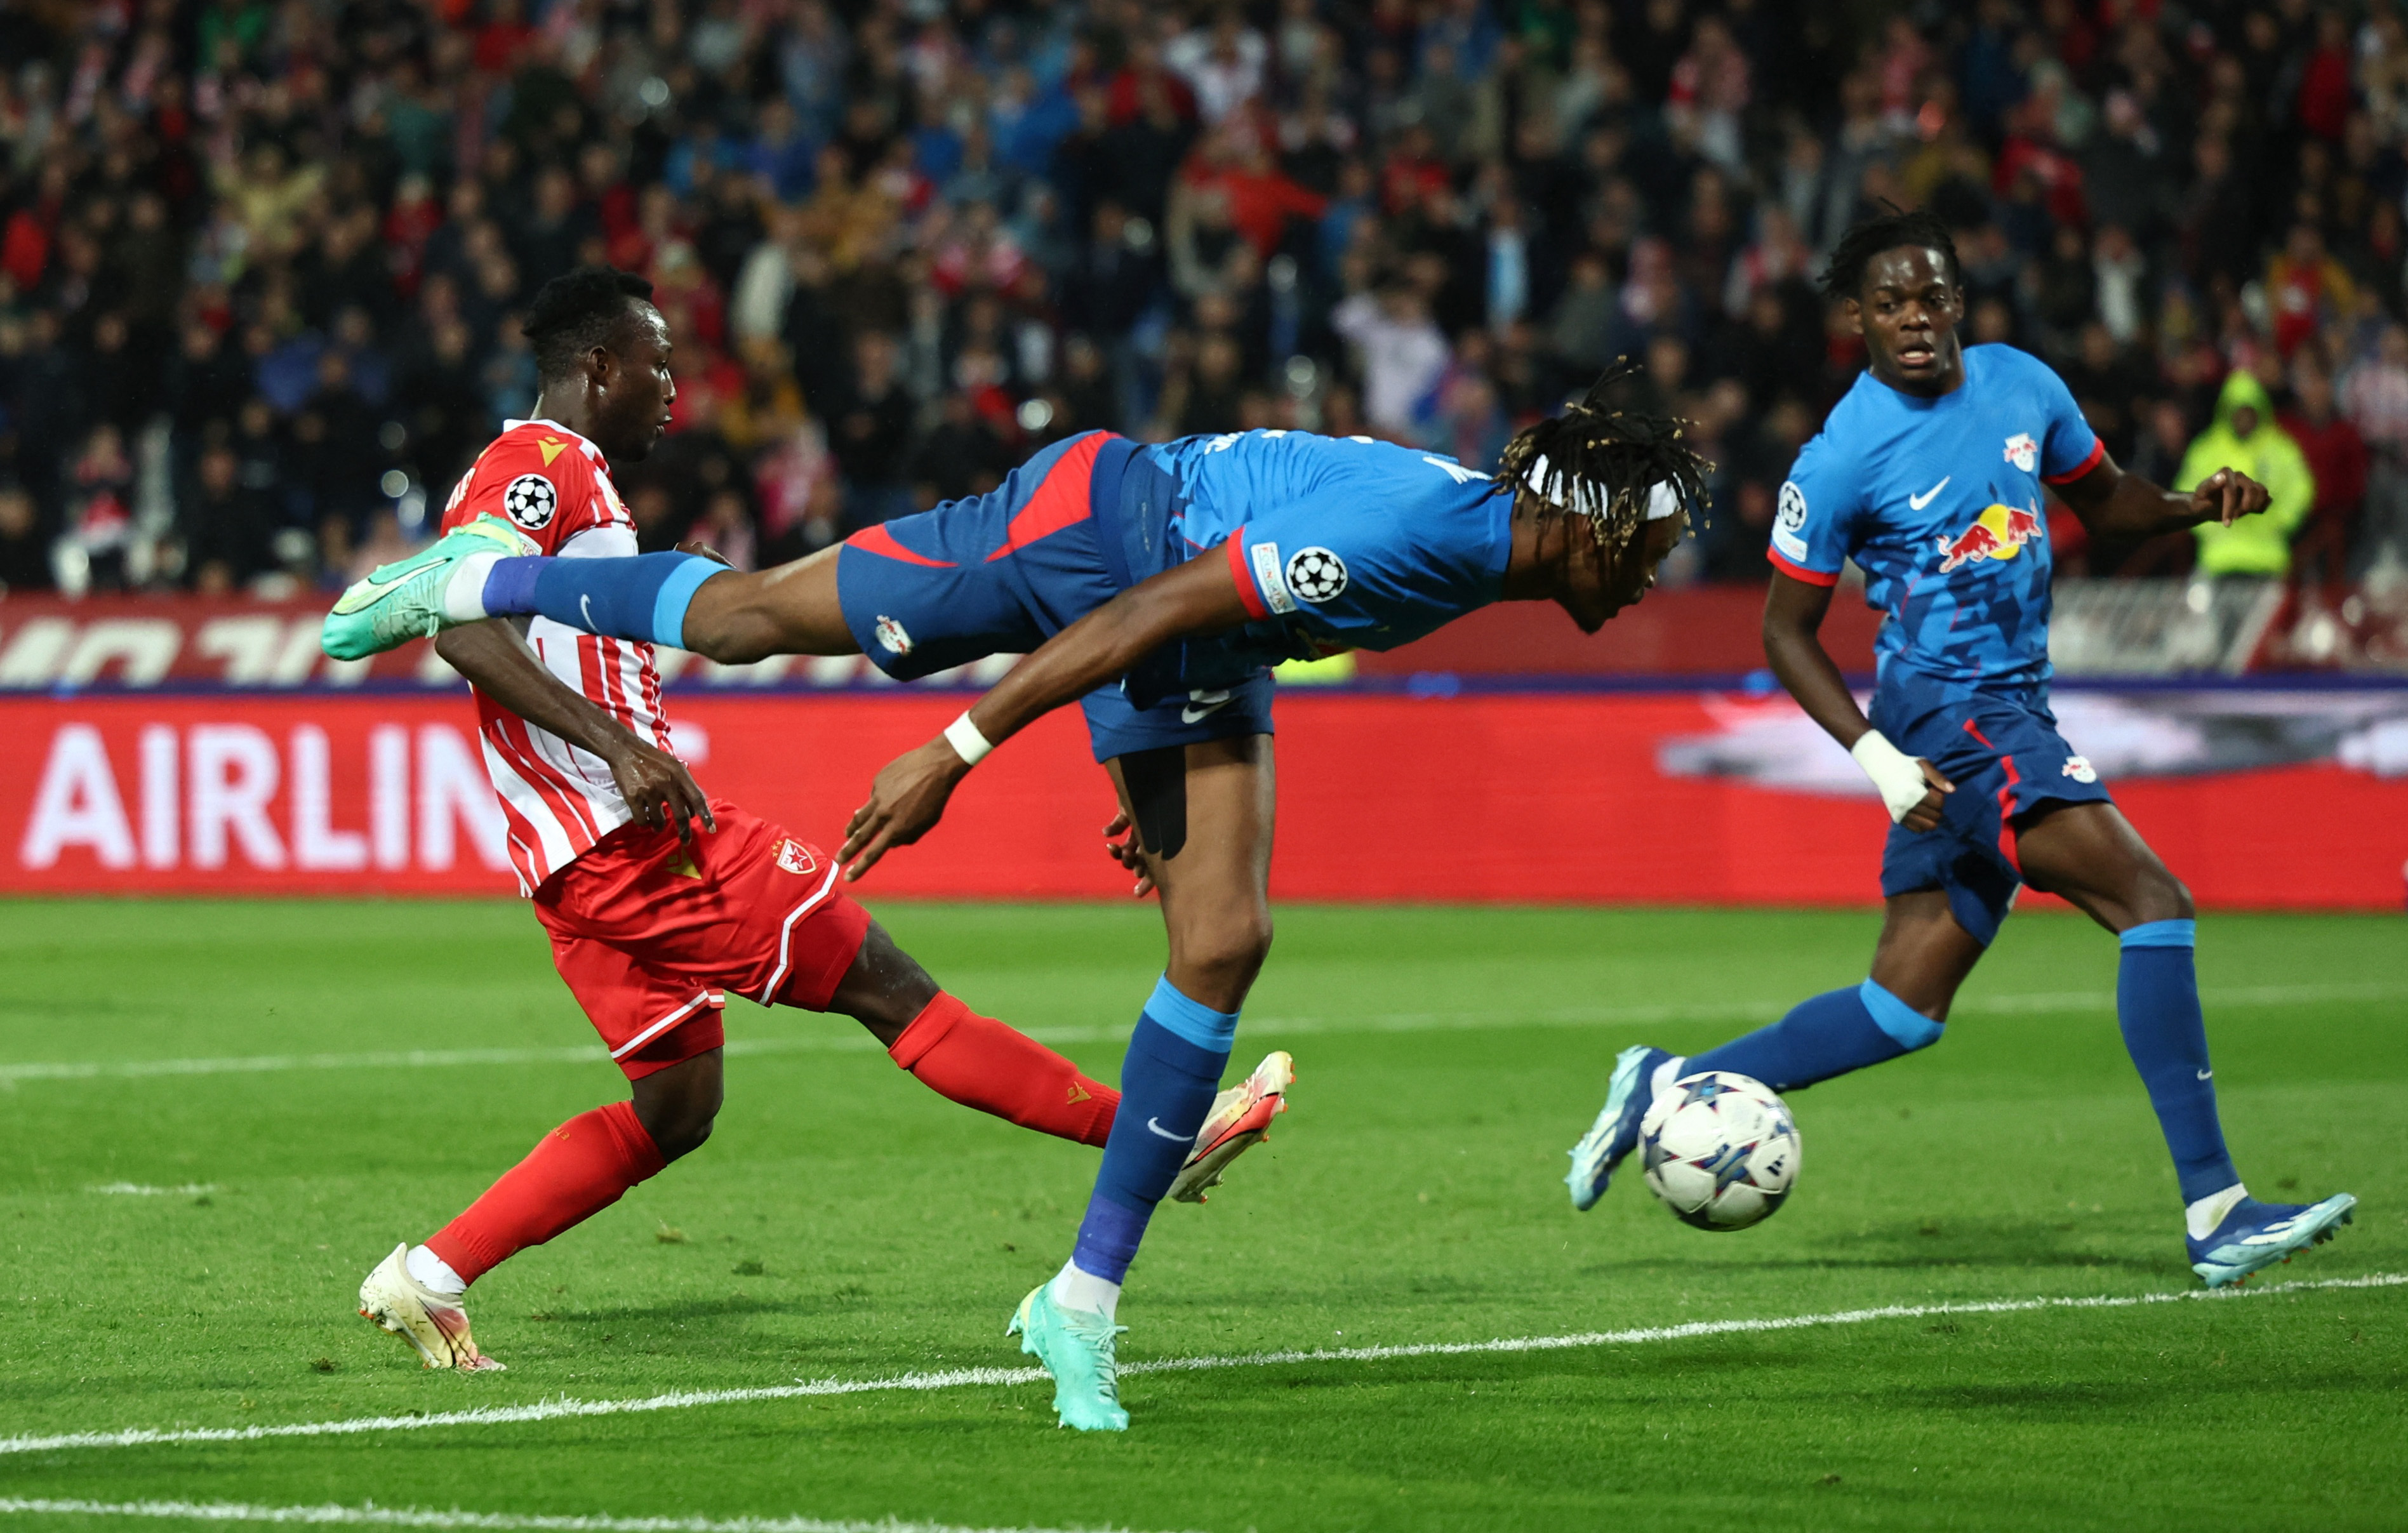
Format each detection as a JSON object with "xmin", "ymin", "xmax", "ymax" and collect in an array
[
  {"xmin": 2197, "ymin": 1068, "xmax": 2213, "ymax": 1081},
  {"xmin": 1908, "ymin": 476, "xmax": 1952, "ymax": 511},
  {"xmin": 1144, "ymin": 1117, "xmax": 1188, "ymax": 1142}
]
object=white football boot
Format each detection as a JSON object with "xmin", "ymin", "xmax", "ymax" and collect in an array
[
  {"xmin": 1169, "ymin": 1050, "xmax": 1294, "ymax": 1204},
  {"xmin": 358, "ymin": 1244, "xmax": 506, "ymax": 1371}
]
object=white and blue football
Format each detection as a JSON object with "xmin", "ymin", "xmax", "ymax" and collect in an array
[{"xmin": 1638, "ymin": 1070, "xmax": 1801, "ymax": 1231}]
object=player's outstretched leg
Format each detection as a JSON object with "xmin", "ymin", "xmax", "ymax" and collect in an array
[
  {"xmin": 1567, "ymin": 893, "xmax": 1976, "ymax": 1210},
  {"xmin": 324, "ymin": 533, "xmax": 855, "ymax": 665},
  {"xmin": 1015, "ymin": 737, "xmax": 1275, "ymax": 1430},
  {"xmin": 2019, "ymin": 802, "xmax": 2353, "ymax": 1285},
  {"xmin": 358, "ymin": 1057, "xmax": 703, "ymax": 1369}
]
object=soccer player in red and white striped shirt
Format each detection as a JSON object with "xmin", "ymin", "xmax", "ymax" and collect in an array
[{"xmin": 357, "ymin": 269, "xmax": 1289, "ymax": 1372}]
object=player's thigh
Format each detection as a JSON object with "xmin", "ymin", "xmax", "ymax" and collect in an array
[
  {"xmin": 822, "ymin": 919, "xmax": 942, "ymax": 1047},
  {"xmin": 681, "ymin": 543, "xmax": 856, "ymax": 662},
  {"xmin": 1866, "ymin": 889, "xmax": 1988, "ymax": 1021},
  {"xmin": 1106, "ymin": 734, "xmax": 1277, "ymax": 1011},
  {"xmin": 2014, "ymin": 799, "xmax": 2192, "ymax": 931}
]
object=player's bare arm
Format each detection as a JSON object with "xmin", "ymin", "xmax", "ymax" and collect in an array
[
  {"xmin": 433, "ymin": 617, "xmax": 716, "ymax": 843},
  {"xmin": 1762, "ymin": 572, "xmax": 1951, "ymax": 833},
  {"xmin": 840, "ymin": 552, "xmax": 1254, "ymax": 879},
  {"xmin": 2049, "ymin": 453, "xmax": 2272, "ymax": 536}
]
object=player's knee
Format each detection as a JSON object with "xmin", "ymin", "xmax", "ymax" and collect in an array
[
  {"xmin": 633, "ymin": 1061, "xmax": 724, "ymax": 1162},
  {"xmin": 2117, "ymin": 854, "xmax": 2193, "ymax": 925},
  {"xmin": 639, "ymin": 1091, "xmax": 718, "ymax": 1162},
  {"xmin": 1171, "ymin": 908, "xmax": 1274, "ymax": 1005},
  {"xmin": 2138, "ymin": 870, "xmax": 2194, "ymax": 925}
]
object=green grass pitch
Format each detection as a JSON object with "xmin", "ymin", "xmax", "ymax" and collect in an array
[{"xmin": 0, "ymin": 898, "xmax": 2402, "ymax": 1532}]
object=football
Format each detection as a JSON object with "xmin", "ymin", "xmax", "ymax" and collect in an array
[{"xmin": 1638, "ymin": 1071, "xmax": 1801, "ymax": 1231}]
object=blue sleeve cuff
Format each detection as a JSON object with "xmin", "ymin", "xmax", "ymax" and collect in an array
[
  {"xmin": 651, "ymin": 555, "xmax": 723, "ymax": 649},
  {"xmin": 1859, "ymin": 979, "xmax": 1945, "ymax": 1051},
  {"xmin": 1143, "ymin": 974, "xmax": 1241, "ymax": 1052},
  {"xmin": 2120, "ymin": 919, "xmax": 2197, "ymax": 950}
]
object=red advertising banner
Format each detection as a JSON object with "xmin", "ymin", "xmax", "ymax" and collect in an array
[{"xmin": 6, "ymin": 690, "xmax": 2404, "ymax": 908}]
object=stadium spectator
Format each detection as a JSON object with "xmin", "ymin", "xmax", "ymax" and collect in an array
[
  {"xmin": 2280, "ymin": 356, "xmax": 2369, "ymax": 588},
  {"xmin": 2179, "ymin": 371, "xmax": 2315, "ymax": 578}
]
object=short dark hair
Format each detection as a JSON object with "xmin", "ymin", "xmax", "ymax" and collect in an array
[
  {"xmin": 1492, "ymin": 358, "xmax": 1712, "ymax": 548},
  {"xmin": 1819, "ymin": 207, "xmax": 1962, "ymax": 302},
  {"xmin": 522, "ymin": 266, "xmax": 656, "ymax": 379}
]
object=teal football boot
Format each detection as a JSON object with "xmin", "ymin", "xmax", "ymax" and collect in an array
[
  {"xmin": 1008, "ymin": 1282, "xmax": 1131, "ymax": 1431},
  {"xmin": 321, "ymin": 514, "xmax": 532, "ymax": 661}
]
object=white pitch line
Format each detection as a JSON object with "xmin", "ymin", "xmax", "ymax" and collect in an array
[
  {"xmin": 3, "ymin": 1271, "xmax": 2397, "ymax": 1459},
  {"xmin": 0, "ymin": 1499, "xmax": 1178, "ymax": 1533},
  {"xmin": 6, "ymin": 982, "xmax": 2399, "ymax": 1086},
  {"xmin": 88, "ymin": 1183, "xmax": 217, "ymax": 1197}
]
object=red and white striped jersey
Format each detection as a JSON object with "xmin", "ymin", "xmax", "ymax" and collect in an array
[{"xmin": 438, "ymin": 418, "xmax": 673, "ymax": 895}]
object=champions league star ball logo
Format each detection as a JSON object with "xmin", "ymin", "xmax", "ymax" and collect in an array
[
  {"xmin": 502, "ymin": 473, "xmax": 558, "ymax": 530},
  {"xmin": 1284, "ymin": 546, "xmax": 1348, "ymax": 603}
]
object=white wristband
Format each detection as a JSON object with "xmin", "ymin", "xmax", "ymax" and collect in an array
[
  {"xmin": 942, "ymin": 711, "xmax": 994, "ymax": 767},
  {"xmin": 1849, "ymin": 730, "xmax": 1930, "ymax": 824}
]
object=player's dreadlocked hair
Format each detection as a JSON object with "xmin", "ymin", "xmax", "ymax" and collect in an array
[
  {"xmin": 1818, "ymin": 205, "xmax": 1961, "ymax": 302},
  {"xmin": 522, "ymin": 266, "xmax": 656, "ymax": 380},
  {"xmin": 1492, "ymin": 358, "xmax": 1713, "ymax": 547}
]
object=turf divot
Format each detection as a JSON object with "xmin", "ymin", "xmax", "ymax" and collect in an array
[{"xmin": 4, "ymin": 1271, "xmax": 2397, "ymax": 1459}]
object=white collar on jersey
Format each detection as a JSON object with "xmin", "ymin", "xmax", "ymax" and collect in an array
[
  {"xmin": 502, "ymin": 418, "xmax": 601, "ymax": 460},
  {"xmin": 1519, "ymin": 455, "xmax": 1682, "ymax": 521}
]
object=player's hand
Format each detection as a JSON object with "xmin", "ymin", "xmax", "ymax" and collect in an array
[
  {"xmin": 604, "ymin": 738, "xmax": 716, "ymax": 846},
  {"xmin": 2188, "ymin": 468, "xmax": 2270, "ymax": 528},
  {"xmin": 1902, "ymin": 759, "xmax": 1953, "ymax": 833},
  {"xmin": 1101, "ymin": 809, "xmax": 1156, "ymax": 898},
  {"xmin": 675, "ymin": 540, "xmax": 735, "ymax": 567},
  {"xmin": 841, "ymin": 738, "xmax": 969, "ymax": 880}
]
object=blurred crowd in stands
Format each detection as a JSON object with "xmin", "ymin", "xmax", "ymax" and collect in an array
[{"xmin": 8, "ymin": 0, "xmax": 2408, "ymax": 623}]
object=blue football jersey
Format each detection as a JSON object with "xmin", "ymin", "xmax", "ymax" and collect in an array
[
  {"xmin": 1133, "ymin": 430, "xmax": 1514, "ymax": 675},
  {"xmin": 1772, "ymin": 345, "xmax": 2103, "ymax": 691}
]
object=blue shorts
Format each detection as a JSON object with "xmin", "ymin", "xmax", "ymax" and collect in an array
[
  {"xmin": 1870, "ymin": 669, "xmax": 2113, "ymax": 946},
  {"xmin": 835, "ymin": 431, "xmax": 1275, "ymax": 763}
]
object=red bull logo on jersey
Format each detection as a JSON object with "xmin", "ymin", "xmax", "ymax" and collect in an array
[
  {"xmin": 1935, "ymin": 502, "xmax": 2046, "ymax": 572},
  {"xmin": 2003, "ymin": 432, "xmax": 2039, "ymax": 472}
]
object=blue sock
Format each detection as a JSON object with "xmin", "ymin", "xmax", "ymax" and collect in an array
[
  {"xmin": 479, "ymin": 552, "xmax": 722, "ymax": 648},
  {"xmin": 1687, "ymin": 980, "xmax": 1943, "ymax": 1092},
  {"xmin": 2118, "ymin": 919, "xmax": 2239, "ymax": 1203},
  {"xmin": 1070, "ymin": 978, "xmax": 1236, "ymax": 1284}
]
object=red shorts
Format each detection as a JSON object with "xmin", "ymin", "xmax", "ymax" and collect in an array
[{"xmin": 533, "ymin": 799, "xmax": 873, "ymax": 1080}]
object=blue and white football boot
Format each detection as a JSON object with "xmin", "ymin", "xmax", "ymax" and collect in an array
[
  {"xmin": 2188, "ymin": 1193, "xmax": 2357, "ymax": 1287},
  {"xmin": 1566, "ymin": 1045, "xmax": 1677, "ymax": 1211}
]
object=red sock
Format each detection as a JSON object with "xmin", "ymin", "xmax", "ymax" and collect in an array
[
  {"xmin": 889, "ymin": 993, "xmax": 1119, "ymax": 1148},
  {"xmin": 426, "ymin": 1099, "xmax": 667, "ymax": 1285}
]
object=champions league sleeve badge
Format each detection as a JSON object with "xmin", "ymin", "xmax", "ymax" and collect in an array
[{"xmin": 503, "ymin": 473, "xmax": 559, "ymax": 530}]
